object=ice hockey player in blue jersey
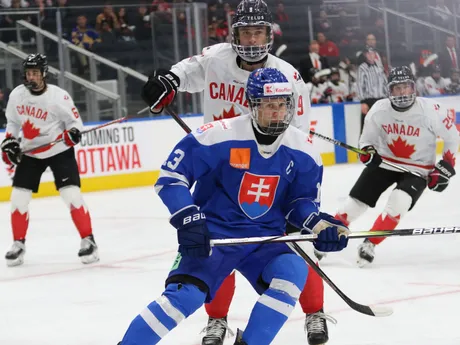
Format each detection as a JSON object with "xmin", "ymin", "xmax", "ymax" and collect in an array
[{"xmin": 117, "ymin": 68, "xmax": 350, "ymax": 345}]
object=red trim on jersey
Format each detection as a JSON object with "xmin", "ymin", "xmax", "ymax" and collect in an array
[{"xmin": 381, "ymin": 155, "xmax": 434, "ymax": 170}]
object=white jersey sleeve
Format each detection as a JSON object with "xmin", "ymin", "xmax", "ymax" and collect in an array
[
  {"xmin": 431, "ymin": 103, "xmax": 459, "ymax": 167},
  {"xmin": 170, "ymin": 44, "xmax": 225, "ymax": 93},
  {"xmin": 5, "ymin": 87, "xmax": 23, "ymax": 138}
]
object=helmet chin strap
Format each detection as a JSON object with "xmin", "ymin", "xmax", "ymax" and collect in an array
[{"xmin": 238, "ymin": 55, "xmax": 269, "ymax": 67}]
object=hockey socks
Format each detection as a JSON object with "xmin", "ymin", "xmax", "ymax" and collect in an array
[
  {"xmin": 243, "ymin": 279, "xmax": 301, "ymax": 345},
  {"xmin": 10, "ymin": 188, "xmax": 32, "ymax": 241},
  {"xmin": 120, "ymin": 283, "xmax": 206, "ymax": 345},
  {"xmin": 369, "ymin": 213, "xmax": 400, "ymax": 245},
  {"xmin": 59, "ymin": 186, "xmax": 93, "ymax": 238},
  {"xmin": 299, "ymin": 261, "xmax": 324, "ymax": 314},
  {"xmin": 205, "ymin": 271, "xmax": 236, "ymax": 318}
]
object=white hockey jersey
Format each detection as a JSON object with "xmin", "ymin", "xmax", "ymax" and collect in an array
[
  {"xmin": 423, "ymin": 76, "xmax": 451, "ymax": 96},
  {"xmin": 5, "ymin": 84, "xmax": 83, "ymax": 159},
  {"xmin": 171, "ymin": 43, "xmax": 311, "ymax": 133},
  {"xmin": 360, "ymin": 98, "xmax": 459, "ymax": 176},
  {"xmin": 326, "ymin": 81, "xmax": 350, "ymax": 103},
  {"xmin": 306, "ymin": 82, "xmax": 326, "ymax": 104}
]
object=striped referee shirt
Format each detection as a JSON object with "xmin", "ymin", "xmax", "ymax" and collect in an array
[{"xmin": 357, "ymin": 62, "xmax": 388, "ymax": 100}]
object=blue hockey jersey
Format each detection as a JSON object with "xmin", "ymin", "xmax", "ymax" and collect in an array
[{"xmin": 155, "ymin": 116, "xmax": 323, "ymax": 238}]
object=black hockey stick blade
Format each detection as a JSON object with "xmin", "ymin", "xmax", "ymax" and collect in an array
[{"xmin": 289, "ymin": 242, "xmax": 393, "ymax": 317}]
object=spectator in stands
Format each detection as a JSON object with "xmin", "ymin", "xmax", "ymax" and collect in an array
[
  {"xmin": 356, "ymin": 46, "xmax": 387, "ymax": 132},
  {"xmin": 2, "ymin": 0, "xmax": 31, "ymax": 42},
  {"xmin": 71, "ymin": 15, "xmax": 100, "ymax": 74},
  {"xmin": 96, "ymin": 1, "xmax": 120, "ymax": 32},
  {"xmin": 208, "ymin": 22, "xmax": 223, "ymax": 45},
  {"xmin": 438, "ymin": 35, "xmax": 458, "ymax": 77},
  {"xmin": 44, "ymin": 0, "xmax": 73, "ymax": 35},
  {"xmin": 317, "ymin": 32, "xmax": 339, "ymax": 59},
  {"xmin": 299, "ymin": 40, "xmax": 330, "ymax": 83},
  {"xmin": 275, "ymin": 2, "xmax": 288, "ymax": 23},
  {"xmin": 315, "ymin": 10, "xmax": 332, "ymax": 36},
  {"xmin": 1, "ymin": 0, "xmax": 28, "ymax": 7},
  {"xmin": 338, "ymin": 26, "xmax": 360, "ymax": 58},
  {"xmin": 133, "ymin": 3, "xmax": 151, "ymax": 41}
]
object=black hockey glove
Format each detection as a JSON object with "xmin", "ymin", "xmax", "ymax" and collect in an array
[
  {"xmin": 359, "ymin": 145, "xmax": 382, "ymax": 168},
  {"xmin": 428, "ymin": 159, "xmax": 455, "ymax": 192},
  {"xmin": 1, "ymin": 137, "xmax": 21, "ymax": 165},
  {"xmin": 141, "ymin": 69, "xmax": 180, "ymax": 114},
  {"xmin": 63, "ymin": 127, "xmax": 81, "ymax": 146},
  {"xmin": 170, "ymin": 205, "xmax": 211, "ymax": 258}
]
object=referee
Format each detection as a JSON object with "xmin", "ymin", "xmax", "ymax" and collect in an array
[{"xmin": 356, "ymin": 46, "xmax": 388, "ymax": 132}]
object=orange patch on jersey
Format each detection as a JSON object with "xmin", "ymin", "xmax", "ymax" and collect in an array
[{"xmin": 230, "ymin": 148, "xmax": 251, "ymax": 170}]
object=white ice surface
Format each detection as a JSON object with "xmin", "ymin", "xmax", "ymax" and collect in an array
[{"xmin": 1, "ymin": 162, "xmax": 460, "ymax": 345}]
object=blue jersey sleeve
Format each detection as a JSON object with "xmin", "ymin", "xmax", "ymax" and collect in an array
[
  {"xmin": 154, "ymin": 133, "xmax": 215, "ymax": 214},
  {"xmin": 284, "ymin": 157, "xmax": 323, "ymax": 229}
]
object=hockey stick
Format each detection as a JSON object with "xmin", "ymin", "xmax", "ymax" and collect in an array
[
  {"xmin": 22, "ymin": 116, "xmax": 130, "ymax": 154},
  {"xmin": 210, "ymin": 225, "xmax": 460, "ymax": 246},
  {"xmin": 164, "ymin": 106, "xmax": 392, "ymax": 317},
  {"xmin": 288, "ymin": 242, "xmax": 392, "ymax": 317},
  {"xmin": 309, "ymin": 130, "xmax": 425, "ymax": 179}
]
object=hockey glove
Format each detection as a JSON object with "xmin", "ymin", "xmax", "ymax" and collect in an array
[
  {"xmin": 170, "ymin": 205, "xmax": 211, "ymax": 258},
  {"xmin": 428, "ymin": 159, "xmax": 456, "ymax": 192},
  {"xmin": 1, "ymin": 137, "xmax": 21, "ymax": 165},
  {"xmin": 141, "ymin": 69, "xmax": 180, "ymax": 114},
  {"xmin": 63, "ymin": 127, "xmax": 81, "ymax": 146},
  {"xmin": 359, "ymin": 145, "xmax": 382, "ymax": 168},
  {"xmin": 302, "ymin": 212, "xmax": 350, "ymax": 252}
]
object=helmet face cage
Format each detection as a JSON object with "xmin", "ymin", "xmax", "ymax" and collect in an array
[
  {"xmin": 248, "ymin": 94, "xmax": 295, "ymax": 136},
  {"xmin": 232, "ymin": 23, "xmax": 274, "ymax": 63},
  {"xmin": 389, "ymin": 80, "xmax": 416, "ymax": 109}
]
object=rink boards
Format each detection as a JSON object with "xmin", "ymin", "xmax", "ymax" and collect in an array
[{"xmin": 0, "ymin": 95, "xmax": 458, "ymax": 201}]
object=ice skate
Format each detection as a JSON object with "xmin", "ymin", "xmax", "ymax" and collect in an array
[
  {"xmin": 78, "ymin": 234, "xmax": 99, "ymax": 264},
  {"xmin": 201, "ymin": 316, "xmax": 233, "ymax": 345},
  {"xmin": 305, "ymin": 309, "xmax": 336, "ymax": 345},
  {"xmin": 357, "ymin": 239, "xmax": 375, "ymax": 267},
  {"xmin": 233, "ymin": 329, "xmax": 247, "ymax": 345},
  {"xmin": 5, "ymin": 240, "xmax": 26, "ymax": 267}
]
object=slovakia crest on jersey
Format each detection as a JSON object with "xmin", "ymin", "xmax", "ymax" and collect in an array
[{"xmin": 238, "ymin": 172, "xmax": 280, "ymax": 219}]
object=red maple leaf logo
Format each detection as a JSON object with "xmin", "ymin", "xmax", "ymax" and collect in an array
[
  {"xmin": 22, "ymin": 120, "xmax": 40, "ymax": 140},
  {"xmin": 387, "ymin": 136, "xmax": 416, "ymax": 158},
  {"xmin": 443, "ymin": 150, "xmax": 456, "ymax": 168},
  {"xmin": 213, "ymin": 105, "xmax": 241, "ymax": 121}
]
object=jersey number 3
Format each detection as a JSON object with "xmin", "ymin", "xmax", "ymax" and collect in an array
[{"xmin": 166, "ymin": 149, "xmax": 185, "ymax": 170}]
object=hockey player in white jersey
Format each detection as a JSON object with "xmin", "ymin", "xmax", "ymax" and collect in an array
[
  {"xmin": 1, "ymin": 54, "xmax": 99, "ymax": 267},
  {"xmin": 325, "ymin": 68, "xmax": 352, "ymax": 103},
  {"xmin": 423, "ymin": 64, "xmax": 450, "ymax": 96},
  {"xmin": 334, "ymin": 66, "xmax": 459, "ymax": 267},
  {"xmin": 140, "ymin": 1, "xmax": 332, "ymax": 344}
]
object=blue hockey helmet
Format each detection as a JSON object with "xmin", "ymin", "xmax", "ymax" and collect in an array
[{"xmin": 246, "ymin": 67, "xmax": 295, "ymax": 136}]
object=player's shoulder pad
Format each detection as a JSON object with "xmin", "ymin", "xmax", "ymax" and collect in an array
[
  {"xmin": 367, "ymin": 98, "xmax": 391, "ymax": 115},
  {"xmin": 47, "ymin": 84, "xmax": 73, "ymax": 102},
  {"xmin": 199, "ymin": 43, "xmax": 232, "ymax": 59},
  {"xmin": 9, "ymin": 84, "xmax": 28, "ymax": 101},
  {"xmin": 268, "ymin": 54, "xmax": 304, "ymax": 84},
  {"xmin": 282, "ymin": 126, "xmax": 323, "ymax": 168},
  {"xmin": 191, "ymin": 115, "xmax": 252, "ymax": 146}
]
